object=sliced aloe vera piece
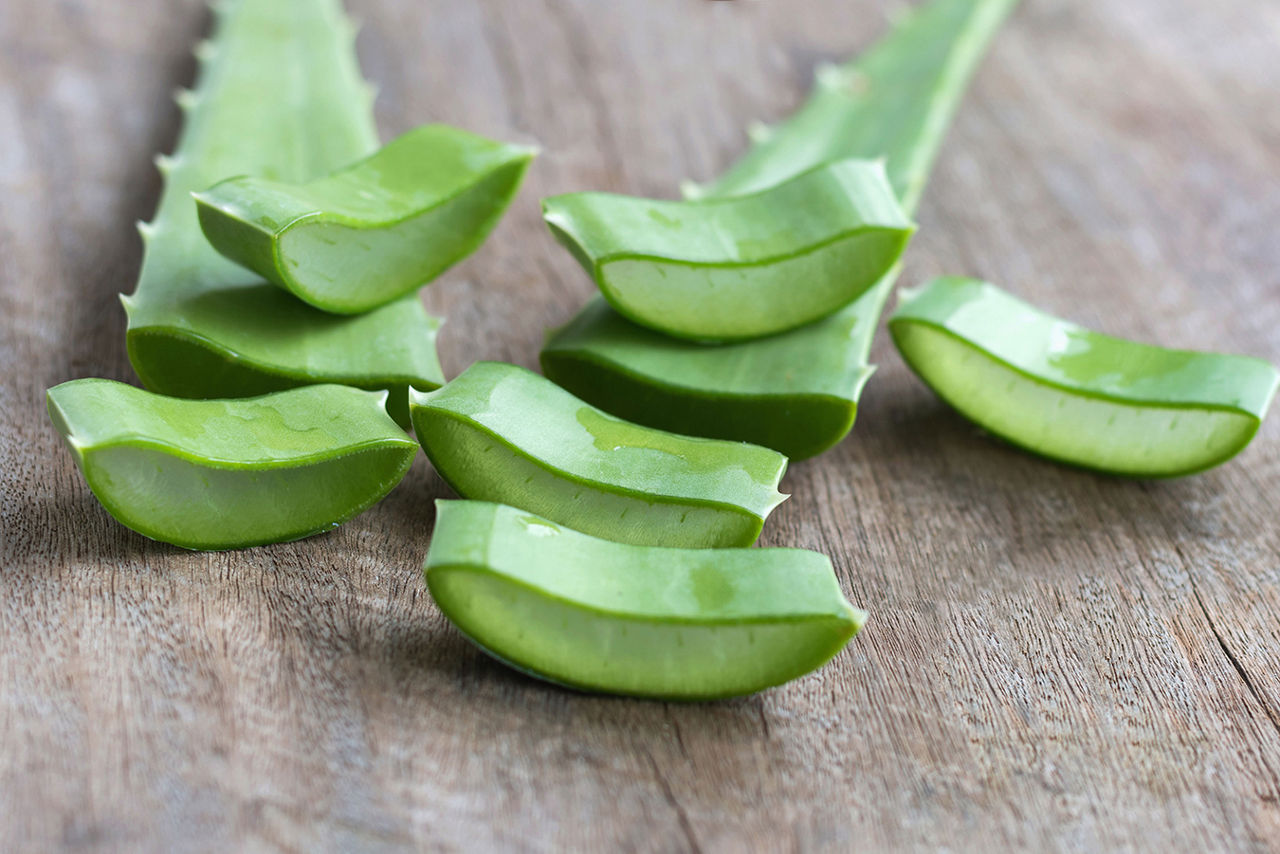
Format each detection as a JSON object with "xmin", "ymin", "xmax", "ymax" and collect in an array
[
  {"xmin": 889, "ymin": 278, "xmax": 1280, "ymax": 477},
  {"xmin": 543, "ymin": 160, "xmax": 913, "ymax": 342},
  {"xmin": 47, "ymin": 380, "xmax": 418, "ymax": 550},
  {"xmin": 425, "ymin": 500, "xmax": 865, "ymax": 700},
  {"xmin": 124, "ymin": 0, "xmax": 444, "ymax": 425},
  {"xmin": 542, "ymin": 0, "xmax": 1019, "ymax": 452},
  {"xmin": 542, "ymin": 278, "xmax": 890, "ymax": 460},
  {"xmin": 194, "ymin": 125, "xmax": 535, "ymax": 315},
  {"xmin": 409, "ymin": 362, "xmax": 788, "ymax": 548}
]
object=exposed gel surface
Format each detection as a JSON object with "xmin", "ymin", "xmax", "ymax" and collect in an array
[
  {"xmin": 47, "ymin": 380, "xmax": 417, "ymax": 549},
  {"xmin": 544, "ymin": 160, "xmax": 913, "ymax": 341},
  {"xmin": 124, "ymin": 0, "xmax": 444, "ymax": 425},
  {"xmin": 194, "ymin": 124, "xmax": 535, "ymax": 314},
  {"xmin": 541, "ymin": 0, "xmax": 1018, "ymax": 453},
  {"xmin": 409, "ymin": 362, "xmax": 788, "ymax": 548},
  {"xmin": 889, "ymin": 278, "xmax": 1280, "ymax": 477},
  {"xmin": 425, "ymin": 501, "xmax": 865, "ymax": 700}
]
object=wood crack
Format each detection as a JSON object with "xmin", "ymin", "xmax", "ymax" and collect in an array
[{"xmin": 645, "ymin": 750, "xmax": 702, "ymax": 854}]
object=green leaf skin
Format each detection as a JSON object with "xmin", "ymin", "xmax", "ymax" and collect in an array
[
  {"xmin": 425, "ymin": 500, "xmax": 865, "ymax": 700},
  {"xmin": 46, "ymin": 380, "xmax": 418, "ymax": 550},
  {"xmin": 409, "ymin": 362, "xmax": 789, "ymax": 549},
  {"xmin": 542, "ymin": 279, "xmax": 889, "ymax": 460},
  {"xmin": 123, "ymin": 0, "xmax": 444, "ymax": 426},
  {"xmin": 543, "ymin": 160, "xmax": 914, "ymax": 342},
  {"xmin": 541, "ymin": 0, "xmax": 1018, "ymax": 454},
  {"xmin": 889, "ymin": 278, "xmax": 1280, "ymax": 477},
  {"xmin": 193, "ymin": 125, "xmax": 536, "ymax": 315}
]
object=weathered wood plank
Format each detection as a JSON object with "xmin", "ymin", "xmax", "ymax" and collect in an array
[{"xmin": 2, "ymin": 0, "xmax": 1278, "ymax": 850}]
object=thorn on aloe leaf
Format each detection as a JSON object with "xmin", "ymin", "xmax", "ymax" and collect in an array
[
  {"xmin": 679, "ymin": 179, "xmax": 705, "ymax": 200},
  {"xmin": 746, "ymin": 121, "xmax": 773, "ymax": 143}
]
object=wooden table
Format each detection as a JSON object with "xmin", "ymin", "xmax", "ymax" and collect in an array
[{"xmin": 3, "ymin": 0, "xmax": 1278, "ymax": 850}]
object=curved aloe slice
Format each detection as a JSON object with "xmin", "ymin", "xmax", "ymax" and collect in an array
[
  {"xmin": 409, "ymin": 362, "xmax": 788, "ymax": 548},
  {"xmin": 542, "ymin": 0, "xmax": 1018, "ymax": 451},
  {"xmin": 425, "ymin": 500, "xmax": 865, "ymax": 700},
  {"xmin": 194, "ymin": 124, "xmax": 536, "ymax": 314},
  {"xmin": 47, "ymin": 380, "xmax": 417, "ymax": 550},
  {"xmin": 889, "ymin": 278, "xmax": 1280, "ymax": 477},
  {"xmin": 543, "ymin": 159, "xmax": 913, "ymax": 342},
  {"xmin": 124, "ymin": 0, "xmax": 444, "ymax": 425},
  {"xmin": 542, "ymin": 284, "xmax": 888, "ymax": 460}
]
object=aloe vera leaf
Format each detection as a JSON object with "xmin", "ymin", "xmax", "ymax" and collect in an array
[
  {"xmin": 122, "ymin": 0, "xmax": 444, "ymax": 426},
  {"xmin": 409, "ymin": 362, "xmax": 789, "ymax": 549},
  {"xmin": 889, "ymin": 278, "xmax": 1280, "ymax": 477},
  {"xmin": 425, "ymin": 500, "xmax": 865, "ymax": 700},
  {"xmin": 47, "ymin": 380, "xmax": 418, "ymax": 550},
  {"xmin": 541, "ymin": 0, "xmax": 1018, "ymax": 457},
  {"xmin": 543, "ymin": 159, "xmax": 913, "ymax": 342},
  {"xmin": 193, "ymin": 124, "xmax": 536, "ymax": 315}
]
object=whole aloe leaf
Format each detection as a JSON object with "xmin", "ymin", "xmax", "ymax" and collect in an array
[
  {"xmin": 542, "ymin": 0, "xmax": 1020, "ymax": 458},
  {"xmin": 122, "ymin": 0, "xmax": 444, "ymax": 425}
]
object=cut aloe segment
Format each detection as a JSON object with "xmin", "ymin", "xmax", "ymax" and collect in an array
[
  {"xmin": 544, "ymin": 159, "xmax": 913, "ymax": 342},
  {"xmin": 194, "ymin": 124, "xmax": 536, "ymax": 314},
  {"xmin": 889, "ymin": 278, "xmax": 1280, "ymax": 477},
  {"xmin": 425, "ymin": 500, "xmax": 865, "ymax": 700},
  {"xmin": 541, "ymin": 280, "xmax": 889, "ymax": 460},
  {"xmin": 409, "ymin": 362, "xmax": 788, "ymax": 548},
  {"xmin": 47, "ymin": 380, "xmax": 418, "ymax": 549}
]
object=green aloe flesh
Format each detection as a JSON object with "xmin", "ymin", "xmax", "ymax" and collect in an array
[
  {"xmin": 123, "ymin": 0, "xmax": 444, "ymax": 426},
  {"xmin": 409, "ymin": 362, "xmax": 789, "ymax": 549},
  {"xmin": 889, "ymin": 278, "xmax": 1280, "ymax": 477},
  {"xmin": 543, "ymin": 160, "xmax": 913, "ymax": 342},
  {"xmin": 541, "ymin": 0, "xmax": 1019, "ymax": 454},
  {"xmin": 46, "ymin": 380, "xmax": 418, "ymax": 550},
  {"xmin": 425, "ymin": 500, "xmax": 865, "ymax": 700},
  {"xmin": 194, "ymin": 124, "xmax": 536, "ymax": 315}
]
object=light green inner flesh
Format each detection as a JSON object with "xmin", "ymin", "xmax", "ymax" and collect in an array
[
  {"xmin": 82, "ymin": 445, "xmax": 407, "ymax": 550},
  {"xmin": 896, "ymin": 323, "xmax": 1257, "ymax": 476},
  {"xmin": 417, "ymin": 416, "xmax": 760, "ymax": 548},
  {"xmin": 430, "ymin": 567, "xmax": 852, "ymax": 699},
  {"xmin": 276, "ymin": 167, "xmax": 521, "ymax": 313},
  {"xmin": 602, "ymin": 231, "xmax": 901, "ymax": 340}
]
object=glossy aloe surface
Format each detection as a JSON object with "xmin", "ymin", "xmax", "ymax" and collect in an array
[
  {"xmin": 194, "ymin": 124, "xmax": 535, "ymax": 315},
  {"xmin": 425, "ymin": 501, "xmax": 865, "ymax": 700},
  {"xmin": 543, "ymin": 283, "xmax": 889, "ymax": 460},
  {"xmin": 123, "ymin": 0, "xmax": 444, "ymax": 426},
  {"xmin": 47, "ymin": 380, "xmax": 418, "ymax": 550},
  {"xmin": 542, "ymin": 0, "xmax": 1018, "ymax": 455},
  {"xmin": 544, "ymin": 160, "xmax": 913, "ymax": 342},
  {"xmin": 409, "ymin": 362, "xmax": 788, "ymax": 548},
  {"xmin": 890, "ymin": 278, "xmax": 1280, "ymax": 477}
]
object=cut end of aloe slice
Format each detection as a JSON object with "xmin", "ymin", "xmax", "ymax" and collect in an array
[
  {"xmin": 195, "ymin": 125, "xmax": 536, "ymax": 315},
  {"xmin": 46, "ymin": 380, "xmax": 418, "ymax": 550},
  {"xmin": 890, "ymin": 278, "xmax": 1279, "ymax": 477},
  {"xmin": 424, "ymin": 500, "xmax": 864, "ymax": 700},
  {"xmin": 543, "ymin": 159, "xmax": 913, "ymax": 342}
]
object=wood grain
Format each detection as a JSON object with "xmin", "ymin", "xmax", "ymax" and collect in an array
[{"xmin": 3, "ymin": 0, "xmax": 1279, "ymax": 850}]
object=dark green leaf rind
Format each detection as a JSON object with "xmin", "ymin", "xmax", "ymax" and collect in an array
[
  {"xmin": 125, "ymin": 0, "xmax": 444, "ymax": 419},
  {"xmin": 541, "ymin": 280, "xmax": 890, "ymax": 460},
  {"xmin": 47, "ymin": 380, "xmax": 418, "ymax": 549},
  {"xmin": 194, "ymin": 124, "xmax": 536, "ymax": 314},
  {"xmin": 425, "ymin": 500, "xmax": 865, "ymax": 701},
  {"xmin": 409, "ymin": 362, "xmax": 789, "ymax": 548},
  {"xmin": 889, "ymin": 277, "xmax": 1280, "ymax": 477}
]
